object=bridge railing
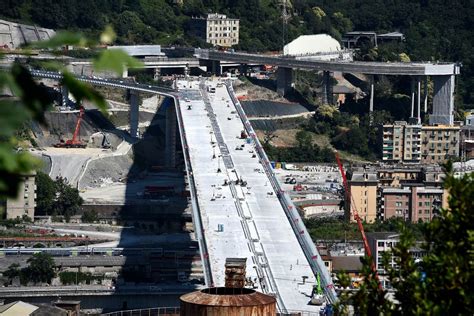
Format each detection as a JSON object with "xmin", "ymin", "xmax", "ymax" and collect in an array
[
  {"xmin": 172, "ymin": 94, "xmax": 214, "ymax": 288},
  {"xmin": 101, "ymin": 307, "xmax": 180, "ymax": 316},
  {"xmin": 225, "ymin": 82, "xmax": 337, "ymax": 304}
]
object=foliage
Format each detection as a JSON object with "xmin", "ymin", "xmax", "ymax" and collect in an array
[
  {"xmin": 59, "ymin": 271, "xmax": 103, "ymax": 285},
  {"xmin": 0, "ymin": 27, "xmax": 142, "ymax": 200},
  {"xmin": 4, "ymin": 253, "xmax": 56, "ymax": 285},
  {"xmin": 336, "ymin": 163, "xmax": 474, "ymax": 315},
  {"xmin": 263, "ymin": 136, "xmax": 334, "ymax": 163},
  {"xmin": 26, "ymin": 252, "xmax": 56, "ymax": 284},
  {"xmin": 305, "ymin": 217, "xmax": 425, "ymax": 241},
  {"xmin": 81, "ymin": 210, "xmax": 98, "ymax": 223},
  {"xmin": 36, "ymin": 172, "xmax": 83, "ymax": 220}
]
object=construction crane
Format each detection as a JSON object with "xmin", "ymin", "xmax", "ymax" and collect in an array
[
  {"xmin": 54, "ymin": 107, "xmax": 87, "ymax": 148},
  {"xmin": 334, "ymin": 151, "xmax": 381, "ymax": 289}
]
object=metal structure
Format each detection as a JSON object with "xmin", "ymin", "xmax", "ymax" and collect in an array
[
  {"xmin": 180, "ymin": 287, "xmax": 276, "ymax": 316},
  {"xmin": 54, "ymin": 106, "xmax": 87, "ymax": 148}
]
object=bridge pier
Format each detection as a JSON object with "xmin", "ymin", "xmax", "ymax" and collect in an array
[
  {"xmin": 208, "ymin": 60, "xmax": 222, "ymax": 76},
  {"xmin": 153, "ymin": 68, "xmax": 161, "ymax": 81},
  {"xmin": 165, "ymin": 104, "xmax": 177, "ymax": 168},
  {"xmin": 417, "ymin": 76, "xmax": 421, "ymax": 123},
  {"xmin": 423, "ymin": 77, "xmax": 428, "ymax": 113},
  {"xmin": 128, "ymin": 90, "xmax": 140, "ymax": 138},
  {"xmin": 276, "ymin": 67, "xmax": 293, "ymax": 96},
  {"xmin": 322, "ymin": 71, "xmax": 333, "ymax": 105},
  {"xmin": 430, "ymin": 75, "xmax": 455, "ymax": 125}
]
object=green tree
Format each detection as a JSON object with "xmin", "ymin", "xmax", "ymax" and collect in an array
[
  {"xmin": 36, "ymin": 171, "xmax": 56, "ymax": 215},
  {"xmin": 25, "ymin": 253, "xmax": 56, "ymax": 284},
  {"xmin": 53, "ymin": 176, "xmax": 83, "ymax": 221},
  {"xmin": 3, "ymin": 263, "xmax": 21, "ymax": 281},
  {"xmin": 81, "ymin": 210, "xmax": 98, "ymax": 223}
]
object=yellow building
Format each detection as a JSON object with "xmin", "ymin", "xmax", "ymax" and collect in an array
[{"xmin": 348, "ymin": 170, "xmax": 378, "ymax": 223}]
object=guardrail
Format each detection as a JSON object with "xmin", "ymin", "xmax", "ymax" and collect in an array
[
  {"xmin": 102, "ymin": 307, "xmax": 180, "ymax": 316},
  {"xmin": 225, "ymin": 82, "xmax": 338, "ymax": 304},
  {"xmin": 173, "ymin": 94, "xmax": 214, "ymax": 288}
]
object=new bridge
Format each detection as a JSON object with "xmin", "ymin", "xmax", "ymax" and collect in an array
[{"xmin": 30, "ymin": 71, "xmax": 336, "ymax": 313}]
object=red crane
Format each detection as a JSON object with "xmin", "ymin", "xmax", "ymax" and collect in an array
[
  {"xmin": 334, "ymin": 151, "xmax": 381, "ymax": 289},
  {"xmin": 54, "ymin": 107, "xmax": 87, "ymax": 148}
]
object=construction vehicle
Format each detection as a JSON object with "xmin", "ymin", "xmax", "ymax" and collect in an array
[
  {"xmin": 54, "ymin": 107, "xmax": 87, "ymax": 148},
  {"xmin": 334, "ymin": 151, "xmax": 381, "ymax": 289},
  {"xmin": 309, "ymin": 273, "xmax": 325, "ymax": 305}
]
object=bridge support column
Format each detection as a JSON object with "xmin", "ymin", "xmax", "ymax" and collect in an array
[
  {"xmin": 322, "ymin": 71, "xmax": 333, "ymax": 105},
  {"xmin": 129, "ymin": 90, "xmax": 139, "ymax": 138},
  {"xmin": 410, "ymin": 77, "xmax": 416, "ymax": 122},
  {"xmin": 153, "ymin": 68, "xmax": 161, "ymax": 81},
  {"xmin": 417, "ymin": 76, "xmax": 421, "ymax": 124},
  {"xmin": 368, "ymin": 76, "xmax": 375, "ymax": 124},
  {"xmin": 60, "ymin": 85, "xmax": 69, "ymax": 107},
  {"xmin": 429, "ymin": 75, "xmax": 455, "ymax": 125},
  {"xmin": 423, "ymin": 77, "xmax": 428, "ymax": 113},
  {"xmin": 165, "ymin": 104, "xmax": 177, "ymax": 168},
  {"xmin": 276, "ymin": 67, "xmax": 293, "ymax": 96},
  {"xmin": 209, "ymin": 60, "xmax": 222, "ymax": 76}
]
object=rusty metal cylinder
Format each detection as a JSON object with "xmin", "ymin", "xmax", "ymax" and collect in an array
[{"xmin": 180, "ymin": 287, "xmax": 276, "ymax": 316}]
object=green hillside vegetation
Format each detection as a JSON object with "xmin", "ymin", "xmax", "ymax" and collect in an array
[{"xmin": 1, "ymin": 0, "xmax": 472, "ymax": 109}]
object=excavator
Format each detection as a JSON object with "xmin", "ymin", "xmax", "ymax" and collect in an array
[{"xmin": 54, "ymin": 106, "xmax": 87, "ymax": 148}]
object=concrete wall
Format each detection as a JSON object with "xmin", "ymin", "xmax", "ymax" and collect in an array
[{"xmin": 0, "ymin": 19, "xmax": 55, "ymax": 49}]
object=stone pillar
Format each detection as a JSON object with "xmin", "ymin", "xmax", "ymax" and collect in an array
[
  {"xmin": 429, "ymin": 75, "xmax": 455, "ymax": 125},
  {"xmin": 165, "ymin": 104, "xmax": 177, "ymax": 168},
  {"xmin": 153, "ymin": 68, "xmax": 161, "ymax": 81},
  {"xmin": 322, "ymin": 71, "xmax": 334, "ymax": 105},
  {"xmin": 276, "ymin": 67, "xmax": 293, "ymax": 97},
  {"xmin": 61, "ymin": 85, "xmax": 69, "ymax": 107},
  {"xmin": 122, "ymin": 67, "xmax": 128, "ymax": 78},
  {"xmin": 129, "ymin": 90, "xmax": 139, "ymax": 138}
]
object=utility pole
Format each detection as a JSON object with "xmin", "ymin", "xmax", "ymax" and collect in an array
[{"xmin": 280, "ymin": 0, "xmax": 291, "ymax": 49}]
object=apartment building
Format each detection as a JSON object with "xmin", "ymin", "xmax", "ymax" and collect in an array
[
  {"xmin": 6, "ymin": 172, "xmax": 36, "ymax": 220},
  {"xmin": 379, "ymin": 185, "xmax": 446, "ymax": 222},
  {"xmin": 382, "ymin": 121, "xmax": 460, "ymax": 164},
  {"xmin": 191, "ymin": 13, "xmax": 239, "ymax": 47},
  {"xmin": 348, "ymin": 165, "xmax": 447, "ymax": 223},
  {"xmin": 421, "ymin": 125, "xmax": 460, "ymax": 164},
  {"xmin": 347, "ymin": 170, "xmax": 378, "ymax": 223}
]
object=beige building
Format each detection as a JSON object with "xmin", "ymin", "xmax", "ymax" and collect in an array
[
  {"xmin": 191, "ymin": 13, "xmax": 239, "ymax": 47},
  {"xmin": 382, "ymin": 121, "xmax": 459, "ymax": 164},
  {"xmin": 6, "ymin": 172, "xmax": 36, "ymax": 220},
  {"xmin": 421, "ymin": 125, "xmax": 460, "ymax": 164},
  {"xmin": 348, "ymin": 170, "xmax": 378, "ymax": 223}
]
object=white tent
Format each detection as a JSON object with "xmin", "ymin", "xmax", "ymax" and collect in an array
[{"xmin": 283, "ymin": 34, "xmax": 341, "ymax": 56}]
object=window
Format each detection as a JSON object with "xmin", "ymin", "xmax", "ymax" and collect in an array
[
  {"xmin": 425, "ymin": 201, "xmax": 430, "ymax": 206},
  {"xmin": 419, "ymin": 202, "xmax": 422, "ymax": 207},
  {"xmin": 425, "ymin": 209, "xmax": 430, "ymax": 214},
  {"xmin": 418, "ymin": 210, "xmax": 422, "ymax": 214},
  {"xmin": 378, "ymin": 241, "xmax": 384, "ymax": 247}
]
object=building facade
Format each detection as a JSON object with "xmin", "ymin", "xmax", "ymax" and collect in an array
[
  {"xmin": 348, "ymin": 166, "xmax": 447, "ymax": 223},
  {"xmin": 421, "ymin": 125, "xmax": 460, "ymax": 164},
  {"xmin": 6, "ymin": 172, "xmax": 36, "ymax": 220},
  {"xmin": 191, "ymin": 13, "xmax": 239, "ymax": 47},
  {"xmin": 347, "ymin": 171, "xmax": 378, "ymax": 223},
  {"xmin": 382, "ymin": 121, "xmax": 460, "ymax": 164}
]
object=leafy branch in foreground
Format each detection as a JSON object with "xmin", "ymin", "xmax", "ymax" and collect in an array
[{"xmin": 0, "ymin": 26, "xmax": 142, "ymax": 198}]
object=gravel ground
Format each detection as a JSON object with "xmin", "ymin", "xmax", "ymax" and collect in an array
[{"xmin": 79, "ymin": 154, "xmax": 134, "ymax": 189}]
